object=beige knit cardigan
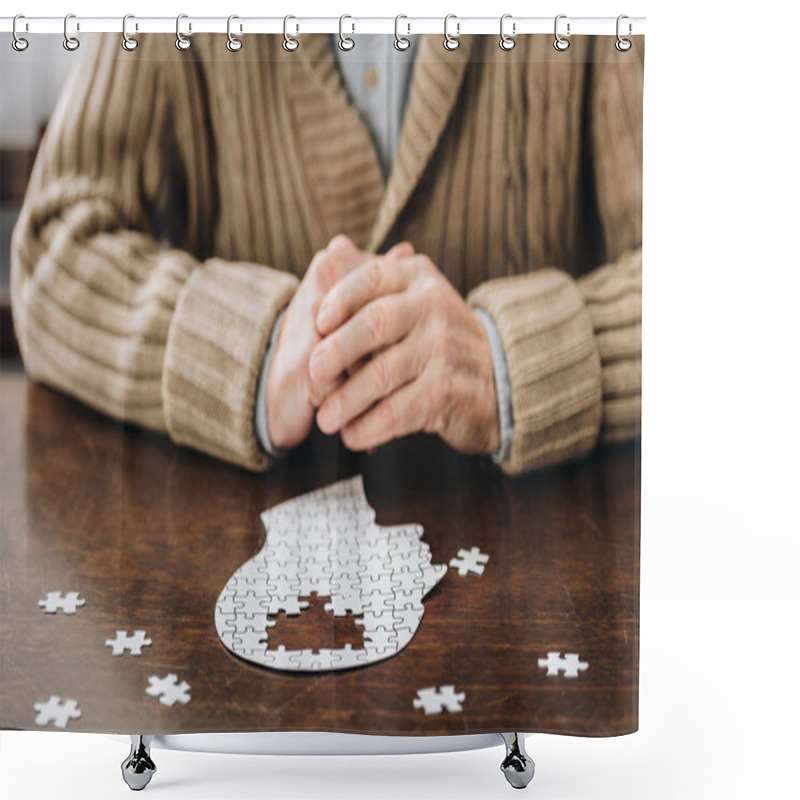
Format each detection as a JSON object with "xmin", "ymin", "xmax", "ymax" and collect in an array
[{"xmin": 11, "ymin": 33, "xmax": 643, "ymax": 475}]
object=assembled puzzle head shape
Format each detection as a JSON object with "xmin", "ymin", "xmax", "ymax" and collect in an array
[{"xmin": 215, "ymin": 476, "xmax": 446, "ymax": 671}]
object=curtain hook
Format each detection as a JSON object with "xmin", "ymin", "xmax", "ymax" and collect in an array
[
  {"xmin": 554, "ymin": 14, "xmax": 570, "ymax": 51},
  {"xmin": 121, "ymin": 14, "xmax": 138, "ymax": 51},
  {"xmin": 12, "ymin": 14, "xmax": 29, "ymax": 52},
  {"xmin": 227, "ymin": 15, "xmax": 243, "ymax": 51},
  {"xmin": 338, "ymin": 14, "xmax": 355, "ymax": 51},
  {"xmin": 616, "ymin": 15, "xmax": 632, "ymax": 51},
  {"xmin": 394, "ymin": 14, "xmax": 410, "ymax": 51},
  {"xmin": 443, "ymin": 14, "xmax": 460, "ymax": 51},
  {"xmin": 283, "ymin": 15, "xmax": 299, "ymax": 51},
  {"xmin": 175, "ymin": 14, "xmax": 191, "ymax": 51},
  {"xmin": 499, "ymin": 14, "xmax": 516, "ymax": 51},
  {"xmin": 63, "ymin": 13, "xmax": 80, "ymax": 51}
]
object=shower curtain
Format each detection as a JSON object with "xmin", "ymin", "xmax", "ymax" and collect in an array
[{"xmin": 1, "ymin": 26, "xmax": 642, "ymax": 742}]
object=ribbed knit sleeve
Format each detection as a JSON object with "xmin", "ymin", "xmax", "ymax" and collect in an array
[
  {"xmin": 577, "ymin": 249, "xmax": 641, "ymax": 444},
  {"xmin": 468, "ymin": 271, "xmax": 603, "ymax": 474},
  {"xmin": 580, "ymin": 40, "xmax": 644, "ymax": 445},
  {"xmin": 467, "ymin": 40, "xmax": 643, "ymax": 475},
  {"xmin": 10, "ymin": 35, "xmax": 298, "ymax": 471}
]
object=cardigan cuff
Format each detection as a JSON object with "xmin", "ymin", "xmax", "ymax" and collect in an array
[
  {"xmin": 474, "ymin": 308, "xmax": 514, "ymax": 465},
  {"xmin": 162, "ymin": 258, "xmax": 298, "ymax": 471},
  {"xmin": 467, "ymin": 268, "xmax": 603, "ymax": 475}
]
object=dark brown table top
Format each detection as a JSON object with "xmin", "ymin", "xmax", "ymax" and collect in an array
[{"xmin": 0, "ymin": 372, "xmax": 639, "ymax": 737}]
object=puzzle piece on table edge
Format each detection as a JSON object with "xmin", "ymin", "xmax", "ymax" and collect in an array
[
  {"xmin": 538, "ymin": 651, "xmax": 589, "ymax": 678},
  {"xmin": 413, "ymin": 685, "xmax": 466, "ymax": 715},
  {"xmin": 146, "ymin": 674, "xmax": 191, "ymax": 707},
  {"xmin": 34, "ymin": 695, "xmax": 82, "ymax": 728},
  {"xmin": 448, "ymin": 547, "xmax": 490, "ymax": 577},
  {"xmin": 105, "ymin": 630, "xmax": 152, "ymax": 656},
  {"xmin": 38, "ymin": 591, "xmax": 85, "ymax": 614},
  {"xmin": 215, "ymin": 475, "xmax": 446, "ymax": 673}
]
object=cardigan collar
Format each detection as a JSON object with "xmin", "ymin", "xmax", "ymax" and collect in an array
[{"xmin": 288, "ymin": 33, "xmax": 475, "ymax": 252}]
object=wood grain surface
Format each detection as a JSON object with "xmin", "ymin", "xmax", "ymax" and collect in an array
[{"xmin": 0, "ymin": 373, "xmax": 639, "ymax": 736}]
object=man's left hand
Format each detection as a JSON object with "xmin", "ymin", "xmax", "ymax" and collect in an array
[{"xmin": 309, "ymin": 252, "xmax": 501, "ymax": 456}]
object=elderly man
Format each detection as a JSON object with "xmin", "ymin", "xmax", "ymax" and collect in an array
[{"xmin": 11, "ymin": 32, "xmax": 642, "ymax": 475}]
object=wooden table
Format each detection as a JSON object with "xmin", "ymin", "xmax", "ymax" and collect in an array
[{"xmin": 0, "ymin": 372, "xmax": 639, "ymax": 737}]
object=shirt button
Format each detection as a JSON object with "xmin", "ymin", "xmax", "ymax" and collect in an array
[{"xmin": 364, "ymin": 66, "xmax": 379, "ymax": 89}]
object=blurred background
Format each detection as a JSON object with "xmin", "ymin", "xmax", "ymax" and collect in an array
[{"xmin": 1, "ymin": 36, "xmax": 72, "ymax": 357}]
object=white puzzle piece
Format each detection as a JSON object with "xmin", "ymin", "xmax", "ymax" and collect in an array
[
  {"xmin": 146, "ymin": 674, "xmax": 192, "ymax": 706},
  {"xmin": 38, "ymin": 591, "xmax": 85, "ymax": 614},
  {"xmin": 413, "ymin": 685, "xmax": 466, "ymax": 715},
  {"xmin": 33, "ymin": 695, "xmax": 82, "ymax": 728},
  {"xmin": 105, "ymin": 630, "xmax": 153, "ymax": 656},
  {"xmin": 449, "ymin": 547, "xmax": 490, "ymax": 576},
  {"xmin": 215, "ymin": 476, "xmax": 446, "ymax": 672},
  {"xmin": 538, "ymin": 651, "xmax": 589, "ymax": 678}
]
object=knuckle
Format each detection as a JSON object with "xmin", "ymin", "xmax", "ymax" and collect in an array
[
  {"xmin": 416, "ymin": 254, "xmax": 436, "ymax": 277},
  {"xmin": 365, "ymin": 302, "xmax": 387, "ymax": 343},
  {"xmin": 419, "ymin": 276, "xmax": 443, "ymax": 308},
  {"xmin": 370, "ymin": 355, "xmax": 391, "ymax": 396},
  {"xmin": 379, "ymin": 396, "xmax": 398, "ymax": 434},
  {"xmin": 365, "ymin": 259, "xmax": 383, "ymax": 291}
]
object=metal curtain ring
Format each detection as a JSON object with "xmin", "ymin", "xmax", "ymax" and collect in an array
[
  {"xmin": 554, "ymin": 14, "xmax": 570, "ymax": 51},
  {"xmin": 499, "ymin": 14, "xmax": 515, "ymax": 51},
  {"xmin": 338, "ymin": 14, "xmax": 355, "ymax": 51},
  {"xmin": 12, "ymin": 14, "xmax": 29, "ymax": 52},
  {"xmin": 227, "ymin": 15, "xmax": 242, "ymax": 51},
  {"xmin": 443, "ymin": 14, "xmax": 460, "ymax": 51},
  {"xmin": 121, "ymin": 14, "xmax": 138, "ymax": 51},
  {"xmin": 176, "ymin": 14, "xmax": 191, "ymax": 50},
  {"xmin": 283, "ymin": 15, "xmax": 299, "ymax": 51},
  {"xmin": 616, "ymin": 14, "xmax": 632, "ymax": 51},
  {"xmin": 63, "ymin": 13, "xmax": 80, "ymax": 51},
  {"xmin": 394, "ymin": 15, "xmax": 410, "ymax": 51}
]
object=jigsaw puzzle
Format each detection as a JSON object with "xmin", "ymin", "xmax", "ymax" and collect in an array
[
  {"xmin": 33, "ymin": 696, "xmax": 82, "ymax": 728},
  {"xmin": 215, "ymin": 476, "xmax": 446, "ymax": 672},
  {"xmin": 413, "ymin": 685, "xmax": 466, "ymax": 715},
  {"xmin": 538, "ymin": 651, "xmax": 589, "ymax": 678}
]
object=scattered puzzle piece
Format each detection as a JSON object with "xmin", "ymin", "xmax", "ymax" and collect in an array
[
  {"xmin": 105, "ymin": 630, "xmax": 152, "ymax": 656},
  {"xmin": 449, "ymin": 547, "xmax": 490, "ymax": 577},
  {"xmin": 413, "ymin": 685, "xmax": 466, "ymax": 715},
  {"xmin": 145, "ymin": 674, "xmax": 191, "ymax": 706},
  {"xmin": 38, "ymin": 591, "xmax": 85, "ymax": 614},
  {"xmin": 33, "ymin": 695, "xmax": 81, "ymax": 728},
  {"xmin": 538, "ymin": 651, "xmax": 589, "ymax": 678}
]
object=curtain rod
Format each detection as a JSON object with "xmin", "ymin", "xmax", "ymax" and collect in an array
[{"xmin": 1, "ymin": 16, "xmax": 646, "ymax": 37}]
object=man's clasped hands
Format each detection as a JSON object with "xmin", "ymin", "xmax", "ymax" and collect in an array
[{"xmin": 266, "ymin": 235, "xmax": 501, "ymax": 457}]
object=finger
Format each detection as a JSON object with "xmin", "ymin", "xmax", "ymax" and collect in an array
[
  {"xmin": 384, "ymin": 240, "xmax": 414, "ymax": 259},
  {"xmin": 316, "ymin": 255, "xmax": 417, "ymax": 336},
  {"xmin": 326, "ymin": 234, "xmax": 363, "ymax": 267},
  {"xmin": 307, "ymin": 371, "xmax": 344, "ymax": 409},
  {"xmin": 309, "ymin": 293, "xmax": 417, "ymax": 385},
  {"xmin": 339, "ymin": 376, "xmax": 430, "ymax": 452},
  {"xmin": 310, "ymin": 235, "xmax": 369, "ymax": 292},
  {"xmin": 316, "ymin": 341, "xmax": 420, "ymax": 434}
]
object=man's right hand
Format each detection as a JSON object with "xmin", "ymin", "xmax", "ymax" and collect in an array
[{"xmin": 266, "ymin": 235, "xmax": 413, "ymax": 451}]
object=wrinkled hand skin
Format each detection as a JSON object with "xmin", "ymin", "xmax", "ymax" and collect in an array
[
  {"xmin": 266, "ymin": 235, "xmax": 413, "ymax": 451},
  {"xmin": 309, "ymin": 250, "xmax": 501, "ymax": 457}
]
